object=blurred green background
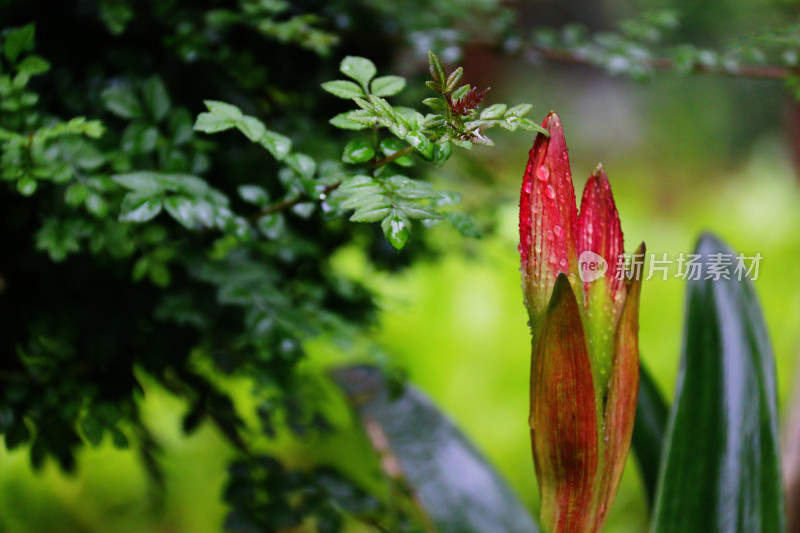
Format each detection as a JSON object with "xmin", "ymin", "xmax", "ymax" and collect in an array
[{"xmin": 3, "ymin": 0, "xmax": 800, "ymax": 531}]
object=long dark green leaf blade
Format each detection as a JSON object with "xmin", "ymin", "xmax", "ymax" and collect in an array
[
  {"xmin": 332, "ymin": 365, "xmax": 539, "ymax": 533},
  {"xmin": 632, "ymin": 362, "xmax": 669, "ymax": 510},
  {"xmin": 652, "ymin": 233, "xmax": 785, "ymax": 533}
]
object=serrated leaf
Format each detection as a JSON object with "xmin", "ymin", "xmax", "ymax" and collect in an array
[
  {"xmin": 194, "ymin": 113, "xmax": 234, "ymax": 134},
  {"xmin": 451, "ymin": 84, "xmax": 470, "ymax": 100},
  {"xmin": 652, "ymin": 234, "xmax": 786, "ymax": 533},
  {"xmin": 65, "ymin": 183, "xmax": 89, "ymax": 206},
  {"xmin": 338, "ymin": 175, "xmax": 376, "ymax": 192},
  {"xmin": 139, "ymin": 126, "xmax": 158, "ymax": 152},
  {"xmin": 388, "ymin": 177, "xmax": 433, "ymax": 199},
  {"xmin": 203, "ymin": 100, "xmax": 243, "ymax": 120},
  {"xmin": 350, "ymin": 206, "xmax": 391, "ymax": 223},
  {"xmin": 237, "ymin": 185, "xmax": 269, "ymax": 206},
  {"xmin": 445, "ymin": 66, "xmax": 464, "ymax": 92},
  {"xmin": 427, "ymin": 50, "xmax": 447, "ymax": 85},
  {"xmin": 340, "ymin": 56, "xmax": 376, "ymax": 89},
  {"xmin": 257, "ymin": 213, "xmax": 286, "ymax": 240},
  {"xmin": 399, "ymin": 204, "xmax": 442, "ymax": 220},
  {"xmin": 370, "ymin": 75, "xmax": 406, "ymax": 97},
  {"xmin": 285, "ymin": 153, "xmax": 316, "ymax": 179},
  {"xmin": 119, "ymin": 194, "xmax": 163, "ymax": 222},
  {"xmin": 340, "ymin": 193, "xmax": 389, "ymax": 211},
  {"xmin": 112, "ymin": 172, "xmax": 167, "ymax": 194},
  {"xmin": 237, "ymin": 116, "xmax": 266, "ymax": 142},
  {"xmin": 345, "ymin": 109, "xmax": 379, "ymax": 126},
  {"xmin": 4, "ymin": 24, "xmax": 35, "ymax": 63},
  {"xmin": 332, "ymin": 366, "xmax": 539, "ymax": 533},
  {"xmin": 505, "ymin": 103, "xmax": 533, "ymax": 118},
  {"xmin": 432, "ymin": 140, "xmax": 452, "ymax": 167},
  {"xmin": 444, "ymin": 211, "xmax": 481, "ymax": 238},
  {"xmin": 16, "ymin": 54, "xmax": 49, "ymax": 76},
  {"xmin": 163, "ymin": 195, "xmax": 197, "ymax": 228},
  {"xmin": 405, "ymin": 132, "xmax": 433, "ymax": 159},
  {"xmin": 329, "ymin": 112, "xmax": 369, "ymax": 130},
  {"xmin": 425, "ymin": 80, "xmax": 442, "ymax": 93},
  {"xmin": 102, "ymin": 85, "xmax": 143, "ymax": 119},
  {"xmin": 381, "ymin": 210, "xmax": 410, "ymax": 250},
  {"xmin": 321, "ymin": 80, "xmax": 364, "ymax": 99},
  {"xmin": 480, "ymin": 103, "xmax": 507, "ymax": 120},
  {"xmin": 516, "ymin": 117, "xmax": 550, "ymax": 136},
  {"xmin": 292, "ymin": 202, "xmax": 315, "ymax": 218},
  {"xmin": 17, "ymin": 177, "xmax": 36, "ymax": 196},
  {"xmin": 342, "ymin": 139, "xmax": 375, "ymax": 164},
  {"xmin": 260, "ymin": 130, "xmax": 292, "ymax": 160},
  {"xmin": 431, "ymin": 190, "xmax": 461, "ymax": 207},
  {"xmin": 422, "ymin": 97, "xmax": 449, "ymax": 113},
  {"xmin": 142, "ymin": 76, "xmax": 170, "ymax": 122}
]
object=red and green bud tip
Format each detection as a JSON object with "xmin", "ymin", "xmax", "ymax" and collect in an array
[{"xmin": 519, "ymin": 111, "xmax": 644, "ymax": 533}]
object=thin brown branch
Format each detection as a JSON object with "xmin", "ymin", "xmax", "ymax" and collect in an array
[
  {"xmin": 371, "ymin": 145, "xmax": 414, "ymax": 168},
  {"xmin": 248, "ymin": 181, "xmax": 341, "ymax": 222},
  {"xmin": 530, "ymin": 45, "xmax": 792, "ymax": 80}
]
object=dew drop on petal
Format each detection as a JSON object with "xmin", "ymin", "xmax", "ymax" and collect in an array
[
  {"xmin": 546, "ymin": 230, "xmax": 554, "ymax": 241},
  {"xmin": 559, "ymin": 258, "xmax": 568, "ymax": 269},
  {"xmin": 524, "ymin": 181, "xmax": 532, "ymax": 193},
  {"xmin": 534, "ymin": 244, "xmax": 542, "ymax": 254},
  {"xmin": 553, "ymin": 225, "xmax": 564, "ymax": 237},
  {"xmin": 549, "ymin": 253, "xmax": 557, "ymax": 265},
  {"xmin": 526, "ymin": 234, "xmax": 532, "ymax": 246},
  {"xmin": 537, "ymin": 165, "xmax": 550, "ymax": 182},
  {"xmin": 517, "ymin": 243, "xmax": 525, "ymax": 254},
  {"xmin": 546, "ymin": 185, "xmax": 555, "ymax": 198}
]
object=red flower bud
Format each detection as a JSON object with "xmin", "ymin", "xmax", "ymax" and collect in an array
[{"xmin": 520, "ymin": 112, "xmax": 644, "ymax": 533}]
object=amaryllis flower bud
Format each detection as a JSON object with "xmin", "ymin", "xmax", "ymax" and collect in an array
[{"xmin": 519, "ymin": 112, "xmax": 644, "ymax": 533}]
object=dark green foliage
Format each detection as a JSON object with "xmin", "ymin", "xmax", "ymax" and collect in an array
[
  {"xmin": 631, "ymin": 363, "xmax": 669, "ymax": 510},
  {"xmin": 652, "ymin": 234, "xmax": 785, "ymax": 533},
  {"xmin": 0, "ymin": 0, "xmax": 525, "ymax": 530},
  {"xmin": 223, "ymin": 456, "xmax": 393, "ymax": 533}
]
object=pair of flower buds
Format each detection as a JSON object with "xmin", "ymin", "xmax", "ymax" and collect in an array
[{"xmin": 519, "ymin": 112, "xmax": 644, "ymax": 532}]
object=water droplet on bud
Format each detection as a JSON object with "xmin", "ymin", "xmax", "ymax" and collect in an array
[{"xmin": 537, "ymin": 165, "xmax": 550, "ymax": 182}]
